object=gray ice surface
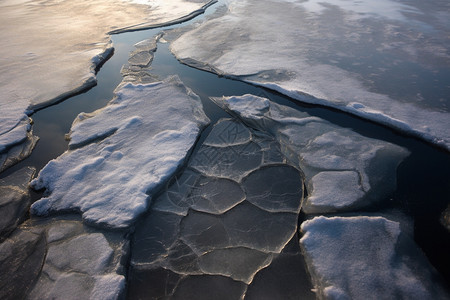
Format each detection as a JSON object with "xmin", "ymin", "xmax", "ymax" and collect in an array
[
  {"xmin": 0, "ymin": 166, "xmax": 35, "ymax": 240},
  {"xmin": 0, "ymin": 217, "xmax": 128, "ymax": 299},
  {"xmin": 129, "ymin": 118, "xmax": 309, "ymax": 297}
]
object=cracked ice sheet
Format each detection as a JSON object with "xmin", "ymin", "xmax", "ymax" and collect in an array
[
  {"xmin": 300, "ymin": 216, "xmax": 449, "ymax": 299},
  {"xmin": 212, "ymin": 94, "xmax": 409, "ymax": 214},
  {"xmin": 170, "ymin": 0, "xmax": 450, "ymax": 150},
  {"xmin": 130, "ymin": 118, "xmax": 305, "ymax": 294},
  {"xmin": 0, "ymin": 216, "xmax": 128, "ymax": 299},
  {"xmin": 30, "ymin": 76, "xmax": 209, "ymax": 228},
  {"xmin": 0, "ymin": 0, "xmax": 212, "ymax": 172}
]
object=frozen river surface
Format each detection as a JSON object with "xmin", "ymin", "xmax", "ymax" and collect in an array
[{"xmin": 0, "ymin": 0, "xmax": 449, "ymax": 299}]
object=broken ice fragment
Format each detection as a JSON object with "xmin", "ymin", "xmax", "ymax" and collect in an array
[
  {"xmin": 30, "ymin": 76, "xmax": 209, "ymax": 228},
  {"xmin": 305, "ymin": 171, "xmax": 366, "ymax": 213},
  {"xmin": 152, "ymin": 170, "xmax": 202, "ymax": 216},
  {"xmin": 198, "ymin": 247, "xmax": 273, "ymax": 284},
  {"xmin": 132, "ymin": 211, "xmax": 183, "ymax": 266},
  {"xmin": 190, "ymin": 141, "xmax": 263, "ymax": 182},
  {"xmin": 122, "ymin": 34, "xmax": 162, "ymax": 84},
  {"xmin": 0, "ymin": 229, "xmax": 46, "ymax": 299},
  {"xmin": 180, "ymin": 202, "xmax": 299, "ymax": 254},
  {"xmin": 246, "ymin": 250, "xmax": 315, "ymax": 299},
  {"xmin": 189, "ymin": 176, "xmax": 246, "ymax": 215},
  {"xmin": 300, "ymin": 216, "xmax": 449, "ymax": 299},
  {"xmin": 212, "ymin": 94, "xmax": 409, "ymax": 214},
  {"xmin": 203, "ymin": 118, "xmax": 252, "ymax": 147},
  {"xmin": 242, "ymin": 165, "xmax": 303, "ymax": 213},
  {"xmin": 25, "ymin": 218, "xmax": 128, "ymax": 299},
  {"xmin": 0, "ymin": 166, "xmax": 36, "ymax": 240},
  {"xmin": 0, "ymin": 117, "xmax": 38, "ymax": 173},
  {"xmin": 45, "ymin": 233, "xmax": 114, "ymax": 275}
]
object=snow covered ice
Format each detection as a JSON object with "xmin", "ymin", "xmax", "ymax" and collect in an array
[
  {"xmin": 169, "ymin": 0, "xmax": 450, "ymax": 150},
  {"xmin": 0, "ymin": 0, "xmax": 212, "ymax": 171},
  {"xmin": 212, "ymin": 94, "xmax": 409, "ymax": 213},
  {"xmin": 30, "ymin": 77, "xmax": 209, "ymax": 228},
  {"xmin": 300, "ymin": 216, "xmax": 449, "ymax": 299}
]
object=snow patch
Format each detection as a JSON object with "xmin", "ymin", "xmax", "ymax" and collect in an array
[{"xmin": 30, "ymin": 77, "xmax": 209, "ymax": 228}]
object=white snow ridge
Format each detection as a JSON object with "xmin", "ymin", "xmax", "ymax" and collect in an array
[{"xmin": 30, "ymin": 76, "xmax": 209, "ymax": 229}]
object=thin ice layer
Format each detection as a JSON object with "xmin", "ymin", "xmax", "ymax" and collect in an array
[
  {"xmin": 130, "ymin": 118, "xmax": 304, "ymax": 290},
  {"xmin": 121, "ymin": 34, "xmax": 162, "ymax": 84},
  {"xmin": 170, "ymin": 0, "xmax": 450, "ymax": 150},
  {"xmin": 212, "ymin": 94, "xmax": 409, "ymax": 213},
  {"xmin": 300, "ymin": 216, "xmax": 449, "ymax": 299},
  {"xmin": 30, "ymin": 77, "xmax": 209, "ymax": 228},
  {"xmin": 0, "ymin": 0, "xmax": 212, "ymax": 172}
]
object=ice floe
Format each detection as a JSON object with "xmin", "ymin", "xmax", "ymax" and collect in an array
[
  {"xmin": 212, "ymin": 94, "xmax": 409, "ymax": 214},
  {"xmin": 300, "ymin": 216, "xmax": 449, "ymax": 299},
  {"xmin": 129, "ymin": 118, "xmax": 309, "ymax": 296},
  {"xmin": 0, "ymin": 167, "xmax": 35, "ymax": 240},
  {"xmin": 120, "ymin": 34, "xmax": 165, "ymax": 85},
  {"xmin": 0, "ymin": 0, "xmax": 213, "ymax": 172},
  {"xmin": 169, "ymin": 0, "xmax": 450, "ymax": 150},
  {"xmin": 30, "ymin": 76, "xmax": 209, "ymax": 228},
  {"xmin": 0, "ymin": 217, "xmax": 128, "ymax": 299}
]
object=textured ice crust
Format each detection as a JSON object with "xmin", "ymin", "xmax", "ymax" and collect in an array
[
  {"xmin": 30, "ymin": 77, "xmax": 209, "ymax": 228},
  {"xmin": 0, "ymin": 218, "xmax": 128, "ymax": 299},
  {"xmin": 128, "ymin": 118, "xmax": 309, "ymax": 297},
  {"xmin": 170, "ymin": 0, "xmax": 450, "ymax": 150},
  {"xmin": 0, "ymin": 0, "xmax": 212, "ymax": 172},
  {"xmin": 213, "ymin": 94, "xmax": 409, "ymax": 213},
  {"xmin": 300, "ymin": 216, "xmax": 449, "ymax": 299}
]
